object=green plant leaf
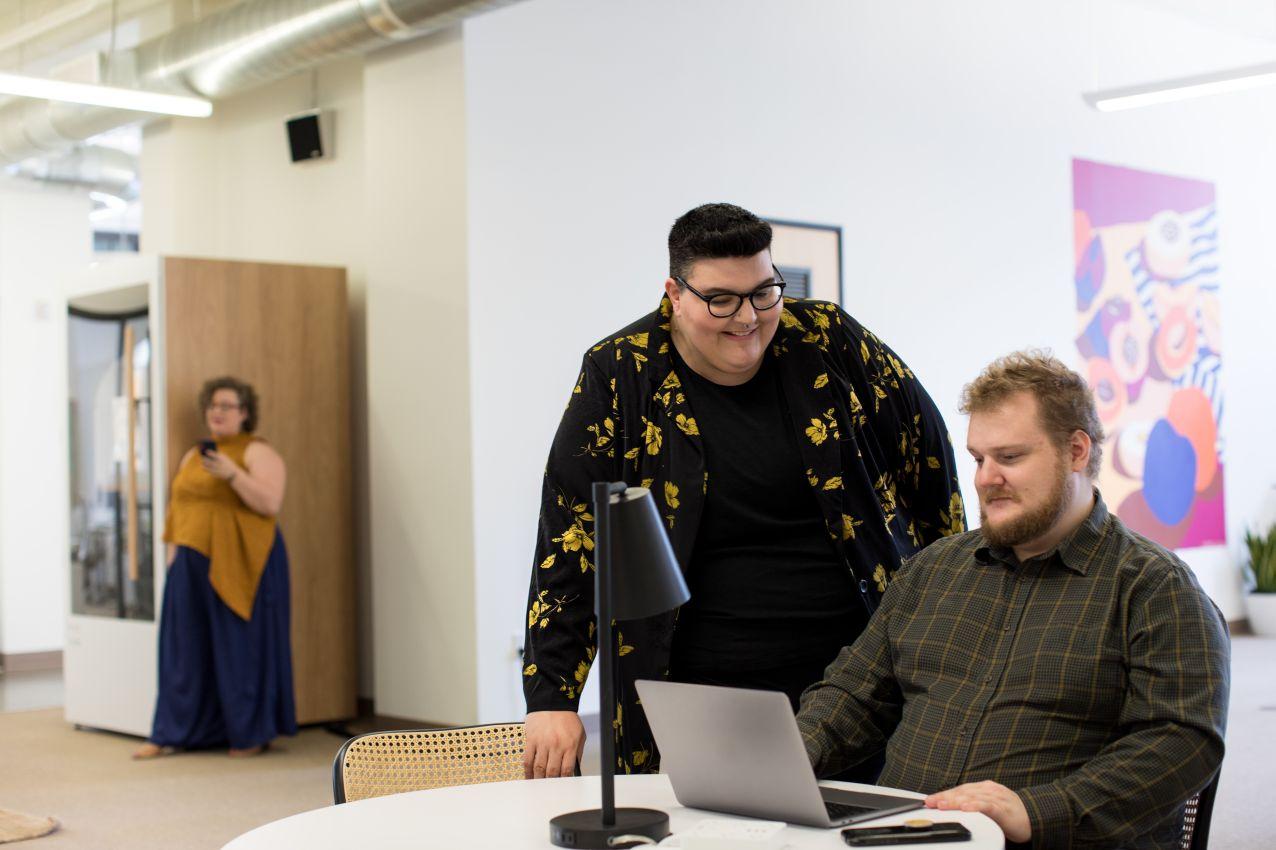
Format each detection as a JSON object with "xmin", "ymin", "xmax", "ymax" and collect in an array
[{"xmin": 1245, "ymin": 524, "xmax": 1276, "ymax": 592}]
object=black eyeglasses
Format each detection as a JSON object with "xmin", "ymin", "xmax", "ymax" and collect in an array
[{"xmin": 673, "ymin": 266, "xmax": 787, "ymax": 318}]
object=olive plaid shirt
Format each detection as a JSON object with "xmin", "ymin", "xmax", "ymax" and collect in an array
[{"xmin": 797, "ymin": 492, "xmax": 1230, "ymax": 850}]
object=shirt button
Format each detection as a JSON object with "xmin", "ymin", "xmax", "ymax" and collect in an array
[{"xmin": 984, "ymin": 674, "xmax": 992, "ymax": 684}]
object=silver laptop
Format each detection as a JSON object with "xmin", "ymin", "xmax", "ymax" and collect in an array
[{"xmin": 635, "ymin": 679, "xmax": 923, "ymax": 828}]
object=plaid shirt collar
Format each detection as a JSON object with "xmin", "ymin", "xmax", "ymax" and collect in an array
[{"xmin": 974, "ymin": 489, "xmax": 1109, "ymax": 576}]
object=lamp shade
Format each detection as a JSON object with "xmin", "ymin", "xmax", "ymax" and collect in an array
[{"xmin": 603, "ymin": 487, "xmax": 689, "ymax": 621}]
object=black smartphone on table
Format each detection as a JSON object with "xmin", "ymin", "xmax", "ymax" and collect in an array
[
  {"xmin": 199, "ymin": 440, "xmax": 217, "ymax": 457},
  {"xmin": 842, "ymin": 820, "xmax": 971, "ymax": 846}
]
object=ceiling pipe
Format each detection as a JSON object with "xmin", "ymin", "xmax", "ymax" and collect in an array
[
  {"xmin": 10, "ymin": 144, "xmax": 139, "ymax": 199},
  {"xmin": 0, "ymin": 0, "xmax": 522, "ymax": 165}
]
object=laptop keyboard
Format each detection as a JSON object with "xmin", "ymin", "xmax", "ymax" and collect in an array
[{"xmin": 824, "ymin": 801, "xmax": 879, "ymax": 820}]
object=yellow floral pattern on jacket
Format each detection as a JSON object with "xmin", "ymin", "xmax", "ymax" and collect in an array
[{"xmin": 523, "ymin": 296, "xmax": 964, "ymax": 775}]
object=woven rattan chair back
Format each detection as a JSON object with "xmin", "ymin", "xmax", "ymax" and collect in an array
[
  {"xmin": 333, "ymin": 723, "xmax": 525, "ymax": 804},
  {"xmin": 1180, "ymin": 768, "xmax": 1220, "ymax": 850}
]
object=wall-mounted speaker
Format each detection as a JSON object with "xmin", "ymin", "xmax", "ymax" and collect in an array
[{"xmin": 285, "ymin": 109, "xmax": 334, "ymax": 163}]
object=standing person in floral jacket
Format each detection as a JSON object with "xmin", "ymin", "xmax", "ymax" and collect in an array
[{"xmin": 522, "ymin": 203, "xmax": 964, "ymax": 781}]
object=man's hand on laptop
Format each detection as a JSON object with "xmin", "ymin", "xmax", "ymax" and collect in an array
[
  {"xmin": 524, "ymin": 710, "xmax": 586, "ymax": 779},
  {"xmin": 923, "ymin": 780, "xmax": 1031, "ymax": 843}
]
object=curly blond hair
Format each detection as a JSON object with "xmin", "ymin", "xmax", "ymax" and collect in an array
[{"xmin": 959, "ymin": 350, "xmax": 1104, "ymax": 477}]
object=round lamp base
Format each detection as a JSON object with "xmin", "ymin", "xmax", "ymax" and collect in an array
[{"xmin": 549, "ymin": 807, "xmax": 670, "ymax": 848}]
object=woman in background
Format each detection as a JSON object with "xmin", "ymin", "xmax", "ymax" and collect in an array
[{"xmin": 134, "ymin": 376, "xmax": 296, "ymax": 758}]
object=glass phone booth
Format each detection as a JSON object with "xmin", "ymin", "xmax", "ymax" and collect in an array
[{"xmin": 63, "ymin": 258, "xmax": 168, "ymax": 737}]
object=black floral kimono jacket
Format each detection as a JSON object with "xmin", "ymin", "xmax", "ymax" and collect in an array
[{"xmin": 523, "ymin": 296, "xmax": 964, "ymax": 774}]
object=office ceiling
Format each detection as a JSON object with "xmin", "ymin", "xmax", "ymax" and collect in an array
[
  {"xmin": 0, "ymin": 2, "xmax": 244, "ymax": 78},
  {"xmin": 0, "ymin": 1, "xmax": 1271, "ymax": 85},
  {"xmin": 1130, "ymin": 0, "xmax": 1276, "ymax": 41}
]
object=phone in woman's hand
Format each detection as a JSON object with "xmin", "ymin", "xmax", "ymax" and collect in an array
[{"xmin": 199, "ymin": 440, "xmax": 217, "ymax": 457}]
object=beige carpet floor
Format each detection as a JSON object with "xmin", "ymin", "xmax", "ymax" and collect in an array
[{"xmin": 0, "ymin": 710, "xmax": 338, "ymax": 850}]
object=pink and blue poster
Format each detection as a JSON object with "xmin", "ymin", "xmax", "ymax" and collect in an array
[{"xmin": 1072, "ymin": 159, "xmax": 1225, "ymax": 549}]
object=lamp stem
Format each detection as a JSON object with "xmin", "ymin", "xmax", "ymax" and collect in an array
[
  {"xmin": 593, "ymin": 481, "xmax": 619, "ymax": 827},
  {"xmin": 549, "ymin": 482, "xmax": 674, "ymax": 849}
]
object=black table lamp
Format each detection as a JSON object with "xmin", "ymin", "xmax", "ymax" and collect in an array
[{"xmin": 550, "ymin": 482, "xmax": 690, "ymax": 849}]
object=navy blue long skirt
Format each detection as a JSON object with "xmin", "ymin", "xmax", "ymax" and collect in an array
[{"xmin": 149, "ymin": 532, "xmax": 298, "ymax": 750}]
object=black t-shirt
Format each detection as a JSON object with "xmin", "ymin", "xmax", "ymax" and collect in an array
[{"xmin": 668, "ymin": 344, "xmax": 863, "ymax": 702}]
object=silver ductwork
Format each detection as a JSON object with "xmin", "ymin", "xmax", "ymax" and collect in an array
[
  {"xmin": 0, "ymin": 0, "xmax": 520, "ymax": 166},
  {"xmin": 11, "ymin": 144, "xmax": 139, "ymax": 199}
]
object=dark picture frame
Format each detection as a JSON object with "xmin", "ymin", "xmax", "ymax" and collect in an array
[{"xmin": 766, "ymin": 218, "xmax": 843, "ymax": 306}]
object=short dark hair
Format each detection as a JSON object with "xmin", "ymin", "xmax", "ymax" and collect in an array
[
  {"xmin": 959, "ymin": 350, "xmax": 1105, "ymax": 477},
  {"xmin": 668, "ymin": 203, "xmax": 772, "ymax": 280},
  {"xmin": 198, "ymin": 376, "xmax": 260, "ymax": 433}
]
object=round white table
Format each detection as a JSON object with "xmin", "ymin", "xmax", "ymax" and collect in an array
[{"xmin": 223, "ymin": 774, "xmax": 1004, "ymax": 849}]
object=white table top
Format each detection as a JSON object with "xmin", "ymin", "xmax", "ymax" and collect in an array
[{"xmin": 223, "ymin": 774, "xmax": 1003, "ymax": 849}]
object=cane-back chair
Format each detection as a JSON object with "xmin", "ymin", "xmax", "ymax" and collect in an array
[
  {"xmin": 1180, "ymin": 769, "xmax": 1220, "ymax": 850},
  {"xmin": 332, "ymin": 722, "xmax": 525, "ymax": 804}
]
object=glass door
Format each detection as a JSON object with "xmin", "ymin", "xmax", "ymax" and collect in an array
[{"xmin": 67, "ymin": 308, "xmax": 154, "ymax": 622}]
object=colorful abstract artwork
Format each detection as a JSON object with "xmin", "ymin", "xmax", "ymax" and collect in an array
[{"xmin": 1072, "ymin": 159, "xmax": 1225, "ymax": 549}]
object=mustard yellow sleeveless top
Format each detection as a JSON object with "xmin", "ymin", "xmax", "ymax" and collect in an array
[{"xmin": 162, "ymin": 433, "xmax": 278, "ymax": 620}]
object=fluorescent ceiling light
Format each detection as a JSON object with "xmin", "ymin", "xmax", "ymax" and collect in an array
[
  {"xmin": 0, "ymin": 72, "xmax": 212, "ymax": 118},
  {"xmin": 1085, "ymin": 61, "xmax": 1276, "ymax": 111}
]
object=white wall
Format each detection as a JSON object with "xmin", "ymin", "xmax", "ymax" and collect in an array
[
  {"xmin": 0, "ymin": 178, "xmax": 91, "ymax": 655},
  {"xmin": 465, "ymin": 0, "xmax": 1276, "ymax": 722},
  {"xmin": 141, "ymin": 56, "xmax": 377, "ymax": 697},
  {"xmin": 363, "ymin": 28, "xmax": 478, "ymax": 723}
]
